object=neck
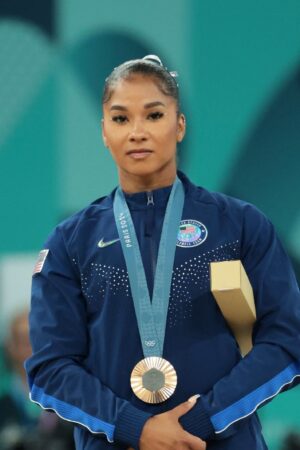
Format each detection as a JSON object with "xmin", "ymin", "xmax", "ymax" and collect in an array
[{"xmin": 119, "ymin": 168, "xmax": 177, "ymax": 194}]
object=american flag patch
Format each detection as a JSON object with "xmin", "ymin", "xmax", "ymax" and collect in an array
[
  {"xmin": 180, "ymin": 225, "xmax": 196, "ymax": 234},
  {"xmin": 33, "ymin": 249, "xmax": 49, "ymax": 275}
]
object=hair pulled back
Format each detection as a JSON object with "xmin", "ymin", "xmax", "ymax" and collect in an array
[{"xmin": 102, "ymin": 55, "xmax": 180, "ymax": 112}]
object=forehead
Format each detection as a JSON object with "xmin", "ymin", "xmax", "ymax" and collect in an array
[{"xmin": 105, "ymin": 74, "xmax": 175, "ymax": 107}]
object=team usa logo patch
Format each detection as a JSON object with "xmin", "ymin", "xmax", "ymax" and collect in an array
[{"xmin": 177, "ymin": 220, "xmax": 208, "ymax": 248}]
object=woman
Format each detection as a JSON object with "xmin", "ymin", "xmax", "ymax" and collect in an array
[{"xmin": 26, "ymin": 55, "xmax": 300, "ymax": 450}]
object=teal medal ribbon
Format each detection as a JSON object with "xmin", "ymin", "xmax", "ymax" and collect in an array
[{"xmin": 113, "ymin": 177, "xmax": 184, "ymax": 403}]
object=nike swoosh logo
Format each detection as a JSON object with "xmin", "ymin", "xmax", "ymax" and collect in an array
[{"xmin": 98, "ymin": 238, "xmax": 120, "ymax": 248}]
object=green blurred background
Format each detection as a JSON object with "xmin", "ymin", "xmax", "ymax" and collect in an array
[{"xmin": 0, "ymin": 1, "xmax": 299, "ymax": 448}]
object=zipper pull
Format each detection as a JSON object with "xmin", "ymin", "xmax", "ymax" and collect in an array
[{"xmin": 147, "ymin": 192, "xmax": 154, "ymax": 206}]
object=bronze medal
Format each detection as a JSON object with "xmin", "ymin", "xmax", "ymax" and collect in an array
[
  {"xmin": 115, "ymin": 178, "xmax": 184, "ymax": 405},
  {"xmin": 130, "ymin": 356, "xmax": 177, "ymax": 403}
]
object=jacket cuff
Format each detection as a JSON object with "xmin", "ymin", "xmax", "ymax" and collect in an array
[
  {"xmin": 179, "ymin": 399, "xmax": 215, "ymax": 440},
  {"xmin": 114, "ymin": 403, "xmax": 152, "ymax": 449}
]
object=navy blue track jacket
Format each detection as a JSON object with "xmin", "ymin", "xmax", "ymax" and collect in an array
[{"xmin": 26, "ymin": 172, "xmax": 300, "ymax": 449}]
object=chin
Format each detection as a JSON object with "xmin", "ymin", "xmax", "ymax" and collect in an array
[{"xmin": 123, "ymin": 164, "xmax": 161, "ymax": 178}]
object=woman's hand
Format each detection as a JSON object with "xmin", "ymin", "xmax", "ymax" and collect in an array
[{"xmin": 137, "ymin": 397, "xmax": 206, "ymax": 450}]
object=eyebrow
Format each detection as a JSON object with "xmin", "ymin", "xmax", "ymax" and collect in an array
[
  {"xmin": 110, "ymin": 101, "xmax": 166, "ymax": 111},
  {"xmin": 144, "ymin": 101, "xmax": 166, "ymax": 109}
]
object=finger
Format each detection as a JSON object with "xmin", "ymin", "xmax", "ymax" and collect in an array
[
  {"xmin": 186, "ymin": 434, "xmax": 206, "ymax": 450},
  {"xmin": 170, "ymin": 395, "xmax": 200, "ymax": 419}
]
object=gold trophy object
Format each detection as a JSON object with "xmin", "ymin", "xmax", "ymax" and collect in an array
[{"xmin": 210, "ymin": 260, "xmax": 256, "ymax": 356}]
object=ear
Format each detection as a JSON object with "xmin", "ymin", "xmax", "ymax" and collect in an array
[
  {"xmin": 101, "ymin": 118, "xmax": 109, "ymax": 148},
  {"xmin": 176, "ymin": 113, "xmax": 186, "ymax": 143}
]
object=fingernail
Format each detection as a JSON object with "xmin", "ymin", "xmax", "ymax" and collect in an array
[{"xmin": 188, "ymin": 394, "xmax": 200, "ymax": 404}]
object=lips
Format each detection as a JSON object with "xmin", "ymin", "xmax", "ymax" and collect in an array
[{"xmin": 126, "ymin": 149, "xmax": 153, "ymax": 159}]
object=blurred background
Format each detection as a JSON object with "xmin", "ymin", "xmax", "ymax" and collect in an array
[{"xmin": 0, "ymin": 1, "xmax": 299, "ymax": 449}]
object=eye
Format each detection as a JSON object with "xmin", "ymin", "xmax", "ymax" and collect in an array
[
  {"xmin": 112, "ymin": 115, "xmax": 128, "ymax": 124},
  {"xmin": 148, "ymin": 111, "xmax": 164, "ymax": 121}
]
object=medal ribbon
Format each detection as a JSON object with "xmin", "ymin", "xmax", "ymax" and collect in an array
[{"xmin": 113, "ymin": 177, "xmax": 184, "ymax": 357}]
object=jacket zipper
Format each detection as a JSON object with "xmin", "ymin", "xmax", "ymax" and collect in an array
[
  {"xmin": 147, "ymin": 192, "xmax": 154, "ymax": 206},
  {"xmin": 146, "ymin": 191, "xmax": 156, "ymax": 297}
]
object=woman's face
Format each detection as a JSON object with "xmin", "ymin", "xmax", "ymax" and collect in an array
[{"xmin": 102, "ymin": 74, "xmax": 185, "ymax": 188}]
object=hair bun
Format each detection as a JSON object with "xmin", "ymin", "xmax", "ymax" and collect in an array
[{"xmin": 142, "ymin": 54, "xmax": 163, "ymax": 67}]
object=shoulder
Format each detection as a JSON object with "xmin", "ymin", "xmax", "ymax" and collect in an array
[
  {"xmin": 44, "ymin": 190, "xmax": 116, "ymax": 248},
  {"xmin": 181, "ymin": 171, "xmax": 269, "ymax": 225}
]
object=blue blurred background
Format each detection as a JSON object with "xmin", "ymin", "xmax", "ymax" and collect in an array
[{"xmin": 0, "ymin": 1, "xmax": 299, "ymax": 449}]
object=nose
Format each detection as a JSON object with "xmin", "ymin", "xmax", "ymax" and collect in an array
[{"xmin": 128, "ymin": 120, "xmax": 148, "ymax": 142}]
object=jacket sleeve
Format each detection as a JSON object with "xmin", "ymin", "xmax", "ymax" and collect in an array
[
  {"xmin": 25, "ymin": 226, "xmax": 151, "ymax": 449},
  {"xmin": 180, "ymin": 204, "xmax": 300, "ymax": 440}
]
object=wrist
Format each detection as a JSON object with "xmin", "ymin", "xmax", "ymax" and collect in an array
[
  {"xmin": 179, "ymin": 398, "xmax": 215, "ymax": 440},
  {"xmin": 114, "ymin": 403, "xmax": 152, "ymax": 449}
]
